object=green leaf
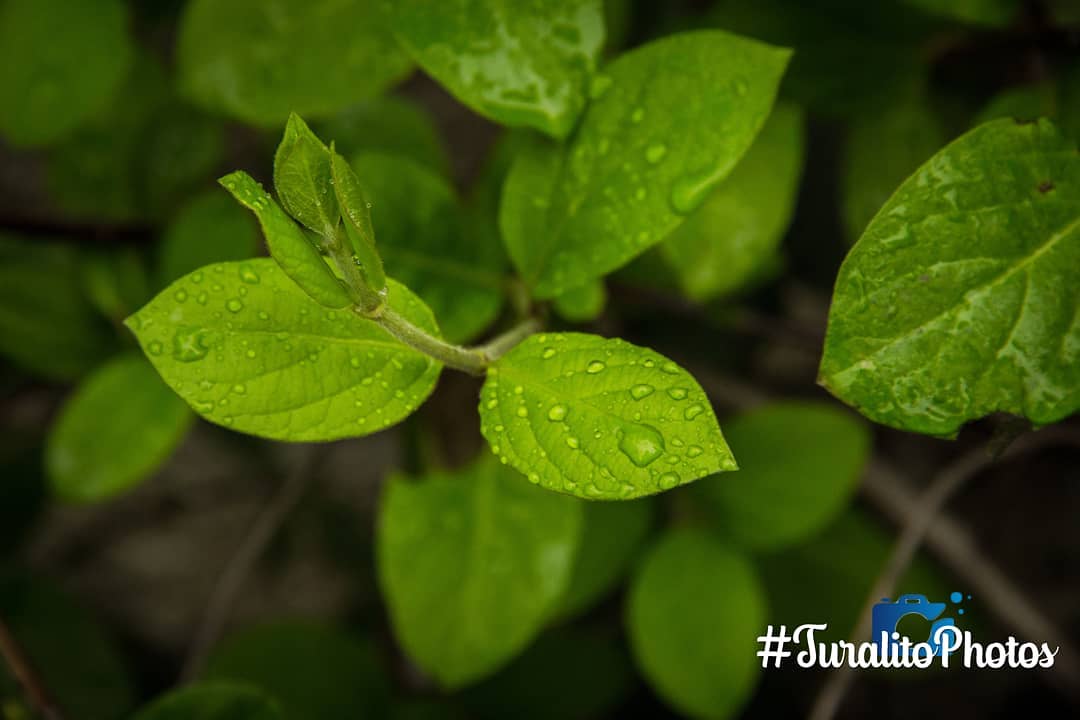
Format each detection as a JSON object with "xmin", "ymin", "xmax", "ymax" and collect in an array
[
  {"xmin": 273, "ymin": 114, "xmax": 339, "ymax": 237},
  {"xmin": 219, "ymin": 171, "xmax": 352, "ymax": 309},
  {"xmin": 691, "ymin": 401, "xmax": 870, "ymax": 551},
  {"xmin": 462, "ymin": 627, "xmax": 633, "ymax": 720},
  {"xmin": 330, "ymin": 150, "xmax": 386, "ymax": 294},
  {"xmin": 552, "ymin": 279, "xmax": 607, "ymax": 323},
  {"xmin": 351, "ymin": 152, "xmax": 506, "ymax": 343},
  {"xmin": 480, "ymin": 332, "xmax": 735, "ymax": 499},
  {"xmin": 660, "ymin": 102, "xmax": 805, "ymax": 301},
  {"xmin": 132, "ymin": 684, "xmax": 283, "ymax": 720},
  {"xmin": 842, "ymin": 89, "xmax": 945, "ymax": 242},
  {"xmin": 820, "ymin": 118, "xmax": 1080, "ymax": 436},
  {"xmin": 0, "ymin": 0, "xmax": 133, "ymax": 146},
  {"xmin": 82, "ymin": 248, "xmax": 151, "ymax": 321},
  {"xmin": 500, "ymin": 31, "xmax": 790, "ymax": 298},
  {"xmin": 316, "ymin": 97, "xmax": 449, "ymax": 175},
  {"xmin": 386, "ymin": 0, "xmax": 604, "ymax": 138},
  {"xmin": 126, "ymin": 259, "xmax": 442, "ymax": 442},
  {"xmin": 903, "ymin": 0, "xmax": 1019, "ymax": 26},
  {"xmin": 553, "ymin": 498, "xmax": 652, "ymax": 619},
  {"xmin": 158, "ymin": 190, "xmax": 260, "ymax": 287},
  {"xmin": 0, "ymin": 236, "xmax": 113, "ymax": 381},
  {"xmin": 626, "ymin": 528, "xmax": 765, "ymax": 720},
  {"xmin": 377, "ymin": 455, "xmax": 583, "ymax": 687},
  {"xmin": 0, "ymin": 575, "xmax": 134, "ymax": 720},
  {"xmin": 203, "ymin": 621, "xmax": 389, "ymax": 720},
  {"xmin": 137, "ymin": 101, "xmax": 226, "ymax": 217},
  {"xmin": 46, "ymin": 355, "xmax": 192, "ymax": 502},
  {"xmin": 177, "ymin": 0, "xmax": 411, "ymax": 126},
  {"xmin": 974, "ymin": 83, "xmax": 1058, "ymax": 127}
]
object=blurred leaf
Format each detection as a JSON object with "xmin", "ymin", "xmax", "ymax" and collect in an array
[
  {"xmin": 480, "ymin": 333, "xmax": 736, "ymax": 499},
  {"xmin": 177, "ymin": 0, "xmax": 412, "ymax": 126},
  {"xmin": 132, "ymin": 683, "xmax": 282, "ymax": 720},
  {"xmin": 500, "ymin": 31, "xmax": 789, "ymax": 298},
  {"xmin": 352, "ymin": 152, "xmax": 505, "ymax": 343},
  {"xmin": 757, "ymin": 509, "xmax": 952, "ymax": 638},
  {"xmin": 273, "ymin": 114, "xmax": 340, "ymax": 237},
  {"xmin": 553, "ymin": 498, "xmax": 652, "ymax": 619},
  {"xmin": 137, "ymin": 102, "xmax": 226, "ymax": 217},
  {"xmin": 127, "ymin": 260, "xmax": 441, "ymax": 442},
  {"xmin": 82, "ymin": 248, "xmax": 151, "ymax": 321},
  {"xmin": 626, "ymin": 528, "xmax": 765, "ymax": 720},
  {"xmin": 660, "ymin": 102, "xmax": 804, "ymax": 301},
  {"xmin": 0, "ymin": 575, "xmax": 134, "ymax": 720},
  {"xmin": 0, "ymin": 236, "xmax": 113, "ymax": 381},
  {"xmin": 552, "ymin": 279, "xmax": 606, "ymax": 323},
  {"xmin": 158, "ymin": 190, "xmax": 260, "ymax": 287},
  {"xmin": 820, "ymin": 119, "xmax": 1080, "ymax": 436},
  {"xmin": 692, "ymin": 401, "xmax": 870, "ymax": 551},
  {"xmin": 842, "ymin": 88, "xmax": 946, "ymax": 243},
  {"xmin": 219, "ymin": 171, "xmax": 351, "ymax": 309},
  {"xmin": 0, "ymin": 0, "xmax": 133, "ymax": 147},
  {"xmin": 46, "ymin": 354, "xmax": 192, "ymax": 502},
  {"xmin": 387, "ymin": 0, "xmax": 604, "ymax": 138},
  {"xmin": 974, "ymin": 82, "xmax": 1058, "ymax": 126},
  {"xmin": 377, "ymin": 455, "xmax": 583, "ymax": 688},
  {"xmin": 462, "ymin": 627, "xmax": 633, "ymax": 720},
  {"xmin": 202, "ymin": 621, "xmax": 389, "ymax": 720},
  {"xmin": 903, "ymin": 0, "xmax": 1020, "ymax": 26},
  {"xmin": 316, "ymin": 97, "xmax": 449, "ymax": 176}
]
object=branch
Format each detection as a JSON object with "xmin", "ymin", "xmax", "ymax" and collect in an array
[
  {"xmin": 0, "ymin": 616, "xmax": 65, "ymax": 720},
  {"xmin": 179, "ymin": 447, "xmax": 321, "ymax": 682}
]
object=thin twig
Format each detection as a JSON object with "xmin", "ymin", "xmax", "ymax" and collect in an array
[
  {"xmin": 179, "ymin": 447, "xmax": 320, "ymax": 682},
  {"xmin": 0, "ymin": 616, "xmax": 65, "ymax": 720},
  {"xmin": 810, "ymin": 428, "xmax": 1080, "ymax": 720}
]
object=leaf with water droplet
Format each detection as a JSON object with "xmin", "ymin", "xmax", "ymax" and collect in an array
[
  {"xmin": 479, "ymin": 332, "xmax": 735, "ymax": 500},
  {"xmin": 385, "ymin": 0, "xmax": 603, "ymax": 138},
  {"xmin": 273, "ymin": 113, "xmax": 340, "ymax": 237},
  {"xmin": 820, "ymin": 119, "xmax": 1080, "ymax": 436},
  {"xmin": 219, "ymin": 170, "xmax": 351, "ymax": 309},
  {"xmin": 45, "ymin": 354, "xmax": 192, "ymax": 502},
  {"xmin": 660, "ymin": 102, "xmax": 804, "ymax": 301},
  {"xmin": 330, "ymin": 149, "xmax": 386, "ymax": 294},
  {"xmin": 500, "ymin": 30, "xmax": 790, "ymax": 298},
  {"xmin": 377, "ymin": 454, "xmax": 582, "ymax": 687},
  {"xmin": 126, "ymin": 259, "xmax": 441, "ymax": 442},
  {"xmin": 627, "ymin": 528, "xmax": 765, "ymax": 720}
]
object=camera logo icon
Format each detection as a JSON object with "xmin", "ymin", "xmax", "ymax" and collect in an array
[{"xmin": 871, "ymin": 594, "xmax": 956, "ymax": 657}]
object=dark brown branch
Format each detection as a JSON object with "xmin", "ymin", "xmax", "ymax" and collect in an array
[{"xmin": 0, "ymin": 615, "xmax": 65, "ymax": 720}]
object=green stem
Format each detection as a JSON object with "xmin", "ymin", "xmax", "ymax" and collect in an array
[
  {"xmin": 479, "ymin": 317, "xmax": 542, "ymax": 360},
  {"xmin": 374, "ymin": 308, "xmax": 489, "ymax": 375},
  {"xmin": 324, "ymin": 224, "xmax": 384, "ymax": 313}
]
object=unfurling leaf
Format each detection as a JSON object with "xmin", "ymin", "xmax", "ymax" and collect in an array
[{"xmin": 273, "ymin": 114, "xmax": 339, "ymax": 238}]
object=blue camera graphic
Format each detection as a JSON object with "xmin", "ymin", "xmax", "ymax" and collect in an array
[{"xmin": 871, "ymin": 594, "xmax": 956, "ymax": 657}]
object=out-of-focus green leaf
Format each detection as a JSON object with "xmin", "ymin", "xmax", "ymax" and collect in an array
[
  {"xmin": 553, "ymin": 498, "xmax": 652, "ymax": 619},
  {"xmin": 0, "ymin": 236, "xmax": 113, "ymax": 380},
  {"xmin": 82, "ymin": 248, "xmax": 151, "ymax": 321},
  {"xmin": 46, "ymin": 354, "xmax": 192, "ymax": 502},
  {"xmin": 500, "ymin": 31, "xmax": 790, "ymax": 298},
  {"xmin": 462, "ymin": 628, "xmax": 634, "ymax": 720},
  {"xmin": 842, "ymin": 88, "xmax": 946, "ymax": 242},
  {"xmin": 0, "ymin": 0, "xmax": 133, "ymax": 147},
  {"xmin": 377, "ymin": 455, "xmax": 583, "ymax": 688},
  {"xmin": 386, "ymin": 0, "xmax": 604, "ymax": 138},
  {"xmin": 480, "ymin": 332, "xmax": 735, "ymax": 499},
  {"xmin": 692, "ymin": 401, "xmax": 870, "ymax": 551},
  {"xmin": 177, "ymin": 0, "xmax": 412, "ymax": 126},
  {"xmin": 552, "ymin": 280, "xmax": 607, "ymax": 323},
  {"xmin": 132, "ymin": 684, "xmax": 282, "ymax": 720},
  {"xmin": 203, "ymin": 621, "xmax": 389, "ymax": 720},
  {"xmin": 317, "ymin": 97, "xmax": 449, "ymax": 176},
  {"xmin": 626, "ymin": 528, "xmax": 765, "ymax": 720},
  {"xmin": 127, "ymin": 260, "xmax": 441, "ymax": 442},
  {"xmin": 820, "ymin": 119, "xmax": 1080, "ymax": 436},
  {"xmin": 138, "ymin": 102, "xmax": 226, "ymax": 217},
  {"xmin": 158, "ymin": 190, "xmax": 260, "ymax": 287},
  {"xmin": 353, "ymin": 152, "xmax": 505, "ymax": 343},
  {"xmin": 661, "ymin": 102, "xmax": 804, "ymax": 300},
  {"xmin": 0, "ymin": 576, "xmax": 134, "ymax": 720},
  {"xmin": 903, "ymin": 0, "xmax": 1020, "ymax": 26},
  {"xmin": 974, "ymin": 83, "xmax": 1058, "ymax": 126}
]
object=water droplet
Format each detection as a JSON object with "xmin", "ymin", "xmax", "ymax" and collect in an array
[
  {"xmin": 172, "ymin": 327, "xmax": 210, "ymax": 362},
  {"xmin": 565, "ymin": 436, "xmax": 580, "ymax": 449},
  {"xmin": 232, "ymin": 383, "xmax": 246, "ymax": 394},
  {"xmin": 667, "ymin": 387, "xmax": 687, "ymax": 400},
  {"xmin": 486, "ymin": 399, "xmax": 498, "ymax": 410},
  {"xmin": 547, "ymin": 405, "xmax": 568, "ymax": 422},
  {"xmin": 527, "ymin": 472, "xmax": 540, "ymax": 484},
  {"xmin": 226, "ymin": 298, "xmax": 244, "ymax": 313},
  {"xmin": 350, "ymin": 357, "xmax": 362, "ymax": 368},
  {"xmin": 148, "ymin": 341, "xmax": 163, "ymax": 356},
  {"xmin": 513, "ymin": 385, "xmax": 524, "ymax": 395},
  {"xmin": 630, "ymin": 384, "xmax": 654, "ymax": 400},
  {"xmin": 516, "ymin": 406, "xmax": 528, "ymax": 418},
  {"xmin": 631, "ymin": 107, "xmax": 644, "ymax": 123},
  {"xmin": 687, "ymin": 445, "xmax": 703, "ymax": 458},
  {"xmin": 732, "ymin": 75, "xmax": 749, "ymax": 96},
  {"xmin": 661, "ymin": 361, "xmax": 680, "ymax": 375},
  {"xmin": 658, "ymin": 471, "xmax": 680, "ymax": 490},
  {"xmin": 238, "ymin": 264, "xmax": 260, "ymax": 284},
  {"xmin": 196, "ymin": 292, "xmax": 208, "ymax": 305},
  {"xmin": 618, "ymin": 424, "xmax": 665, "ymax": 467},
  {"xmin": 684, "ymin": 404, "xmax": 705, "ymax": 420},
  {"xmin": 174, "ymin": 289, "xmax": 188, "ymax": 302},
  {"xmin": 542, "ymin": 347, "xmax": 557, "ymax": 359},
  {"xmin": 586, "ymin": 360, "xmax": 606, "ymax": 374},
  {"xmin": 246, "ymin": 349, "xmax": 257, "ymax": 359},
  {"xmin": 645, "ymin": 144, "xmax": 667, "ymax": 163}
]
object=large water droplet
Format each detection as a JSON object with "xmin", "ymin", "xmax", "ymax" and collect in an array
[
  {"xmin": 542, "ymin": 347, "xmax": 557, "ymax": 359},
  {"xmin": 687, "ymin": 445, "xmax": 703, "ymax": 457},
  {"xmin": 238, "ymin": 264, "xmax": 260, "ymax": 284},
  {"xmin": 658, "ymin": 471, "xmax": 680, "ymax": 490},
  {"xmin": 565, "ymin": 436, "xmax": 580, "ymax": 449},
  {"xmin": 667, "ymin": 387, "xmax": 687, "ymax": 400},
  {"xmin": 630, "ymin": 384, "xmax": 655, "ymax": 400},
  {"xmin": 684, "ymin": 404, "xmax": 705, "ymax": 420},
  {"xmin": 586, "ymin": 360, "xmax": 606, "ymax": 374},
  {"xmin": 148, "ymin": 341, "xmax": 163, "ymax": 356},
  {"xmin": 172, "ymin": 327, "xmax": 210, "ymax": 362},
  {"xmin": 547, "ymin": 405, "xmax": 568, "ymax": 421},
  {"xmin": 618, "ymin": 424, "xmax": 665, "ymax": 467},
  {"xmin": 226, "ymin": 298, "xmax": 244, "ymax": 313}
]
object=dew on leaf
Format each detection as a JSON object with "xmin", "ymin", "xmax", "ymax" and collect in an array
[
  {"xmin": 172, "ymin": 327, "xmax": 210, "ymax": 362},
  {"xmin": 618, "ymin": 424, "xmax": 665, "ymax": 467},
  {"xmin": 667, "ymin": 387, "xmax": 687, "ymax": 400},
  {"xmin": 226, "ymin": 298, "xmax": 244, "ymax": 313},
  {"xmin": 684, "ymin": 404, "xmax": 705, "ymax": 420},
  {"xmin": 630, "ymin": 384, "xmax": 655, "ymax": 400},
  {"xmin": 658, "ymin": 471, "xmax": 680, "ymax": 490},
  {"xmin": 565, "ymin": 436, "xmax": 580, "ymax": 449},
  {"xmin": 542, "ymin": 347, "xmax": 557, "ymax": 359},
  {"xmin": 687, "ymin": 445, "xmax": 703, "ymax": 457},
  {"xmin": 174, "ymin": 289, "xmax": 188, "ymax": 302},
  {"xmin": 238, "ymin": 264, "xmax": 260, "ymax": 284},
  {"xmin": 586, "ymin": 360, "xmax": 606, "ymax": 374},
  {"xmin": 147, "ymin": 341, "xmax": 163, "ymax": 356},
  {"xmin": 547, "ymin": 404, "xmax": 568, "ymax": 421}
]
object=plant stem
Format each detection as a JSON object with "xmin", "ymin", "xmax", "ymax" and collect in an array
[
  {"xmin": 374, "ymin": 308, "xmax": 489, "ymax": 375},
  {"xmin": 479, "ymin": 317, "xmax": 542, "ymax": 359},
  {"xmin": 0, "ymin": 615, "xmax": 65, "ymax": 720}
]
